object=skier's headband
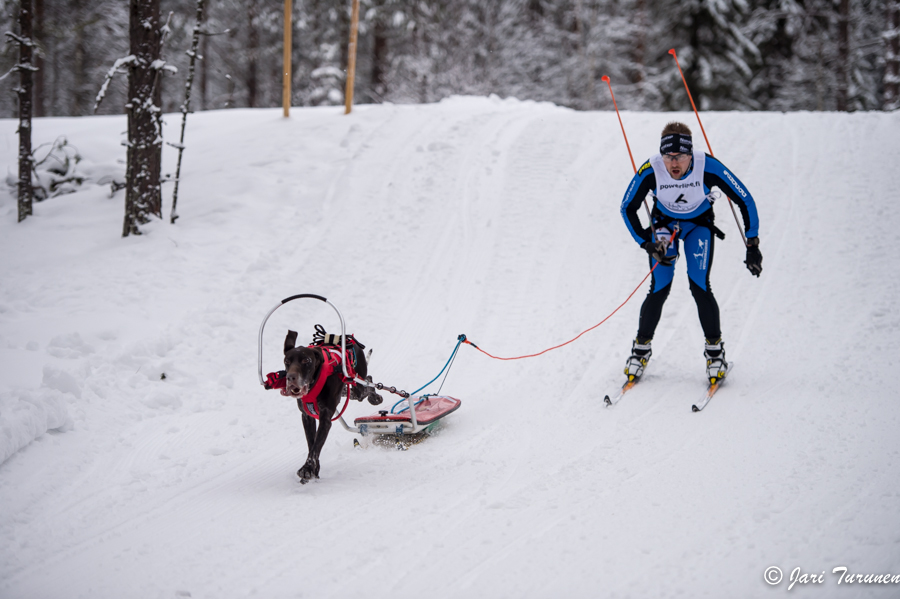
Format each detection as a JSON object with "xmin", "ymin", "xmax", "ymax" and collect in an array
[{"xmin": 660, "ymin": 133, "xmax": 692, "ymax": 155}]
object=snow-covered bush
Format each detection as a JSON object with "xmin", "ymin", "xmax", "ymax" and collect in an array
[{"xmin": 31, "ymin": 137, "xmax": 86, "ymax": 200}]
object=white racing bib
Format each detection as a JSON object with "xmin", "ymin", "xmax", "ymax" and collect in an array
[{"xmin": 650, "ymin": 151, "xmax": 707, "ymax": 214}]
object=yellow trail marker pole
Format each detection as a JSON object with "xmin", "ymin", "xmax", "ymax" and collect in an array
[{"xmin": 344, "ymin": 0, "xmax": 360, "ymax": 115}]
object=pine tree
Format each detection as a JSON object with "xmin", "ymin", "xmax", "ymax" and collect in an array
[
  {"xmin": 122, "ymin": 0, "xmax": 164, "ymax": 236},
  {"xmin": 9, "ymin": 0, "xmax": 36, "ymax": 222},
  {"xmin": 653, "ymin": 0, "xmax": 759, "ymax": 110}
]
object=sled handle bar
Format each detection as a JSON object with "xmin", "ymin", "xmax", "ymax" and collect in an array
[{"xmin": 257, "ymin": 293, "xmax": 361, "ymax": 387}]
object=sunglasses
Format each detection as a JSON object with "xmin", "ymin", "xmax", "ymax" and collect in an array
[{"xmin": 662, "ymin": 153, "xmax": 691, "ymax": 162}]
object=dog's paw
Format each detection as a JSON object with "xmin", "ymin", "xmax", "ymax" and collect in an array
[
  {"xmin": 297, "ymin": 463, "xmax": 319, "ymax": 483},
  {"xmin": 367, "ymin": 392, "xmax": 383, "ymax": 406}
]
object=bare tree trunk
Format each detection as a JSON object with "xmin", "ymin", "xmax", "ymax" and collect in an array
[
  {"xmin": 687, "ymin": 17, "xmax": 704, "ymax": 110},
  {"xmin": 413, "ymin": 1, "xmax": 428, "ymax": 104},
  {"xmin": 170, "ymin": 0, "xmax": 206, "ymax": 224},
  {"xmin": 836, "ymin": 0, "xmax": 850, "ymax": 111},
  {"xmin": 340, "ymin": 0, "xmax": 350, "ymax": 77},
  {"xmin": 246, "ymin": 0, "xmax": 259, "ymax": 107},
  {"xmin": 634, "ymin": 0, "xmax": 647, "ymax": 104},
  {"xmin": 48, "ymin": 9, "xmax": 58, "ymax": 116},
  {"xmin": 199, "ymin": 0, "xmax": 209, "ymax": 110},
  {"xmin": 123, "ymin": 0, "xmax": 163, "ymax": 237},
  {"xmin": 575, "ymin": 0, "xmax": 597, "ymax": 110},
  {"xmin": 370, "ymin": 1, "xmax": 387, "ymax": 102},
  {"xmin": 16, "ymin": 0, "xmax": 35, "ymax": 223},
  {"xmin": 33, "ymin": 0, "xmax": 44, "ymax": 117},
  {"xmin": 73, "ymin": 22, "xmax": 87, "ymax": 114},
  {"xmin": 886, "ymin": 0, "xmax": 900, "ymax": 110}
]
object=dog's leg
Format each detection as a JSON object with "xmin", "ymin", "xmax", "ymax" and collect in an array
[
  {"xmin": 299, "ymin": 411, "xmax": 316, "ymax": 449},
  {"xmin": 308, "ymin": 414, "xmax": 333, "ymax": 479},
  {"xmin": 350, "ymin": 346, "xmax": 371, "ymax": 402},
  {"xmin": 297, "ymin": 376, "xmax": 341, "ymax": 483},
  {"xmin": 297, "ymin": 413, "xmax": 332, "ymax": 483},
  {"xmin": 351, "ymin": 346, "xmax": 383, "ymax": 405},
  {"xmin": 297, "ymin": 412, "xmax": 318, "ymax": 483}
]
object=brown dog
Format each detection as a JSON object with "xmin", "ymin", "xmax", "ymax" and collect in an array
[{"xmin": 283, "ymin": 330, "xmax": 376, "ymax": 483}]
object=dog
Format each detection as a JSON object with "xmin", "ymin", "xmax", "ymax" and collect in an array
[{"xmin": 283, "ymin": 329, "xmax": 380, "ymax": 483}]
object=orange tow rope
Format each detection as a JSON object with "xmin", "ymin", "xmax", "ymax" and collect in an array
[
  {"xmin": 463, "ymin": 73, "xmax": 690, "ymax": 362},
  {"xmin": 462, "ymin": 260, "xmax": 665, "ymax": 361}
]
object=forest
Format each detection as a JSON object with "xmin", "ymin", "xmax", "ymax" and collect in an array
[{"xmin": 2, "ymin": 0, "xmax": 899, "ymax": 118}]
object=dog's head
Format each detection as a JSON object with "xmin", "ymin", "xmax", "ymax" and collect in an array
[{"xmin": 283, "ymin": 330, "xmax": 323, "ymax": 398}]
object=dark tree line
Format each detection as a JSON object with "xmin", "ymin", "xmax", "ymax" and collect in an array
[{"xmin": 2, "ymin": 0, "xmax": 897, "ymax": 117}]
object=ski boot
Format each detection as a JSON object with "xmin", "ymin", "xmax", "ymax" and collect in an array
[
  {"xmin": 704, "ymin": 338, "xmax": 729, "ymax": 384},
  {"xmin": 624, "ymin": 337, "xmax": 652, "ymax": 381}
]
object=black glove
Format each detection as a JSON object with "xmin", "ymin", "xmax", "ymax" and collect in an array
[
  {"xmin": 745, "ymin": 237, "xmax": 762, "ymax": 277},
  {"xmin": 642, "ymin": 239, "xmax": 674, "ymax": 266}
]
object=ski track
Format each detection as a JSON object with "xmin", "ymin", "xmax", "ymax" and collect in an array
[{"xmin": 2, "ymin": 100, "xmax": 900, "ymax": 598}]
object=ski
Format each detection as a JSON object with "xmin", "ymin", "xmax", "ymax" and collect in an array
[
  {"xmin": 604, "ymin": 362, "xmax": 649, "ymax": 407},
  {"xmin": 692, "ymin": 361, "xmax": 734, "ymax": 412}
]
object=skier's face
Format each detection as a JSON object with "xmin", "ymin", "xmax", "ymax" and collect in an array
[{"xmin": 662, "ymin": 153, "xmax": 691, "ymax": 179}]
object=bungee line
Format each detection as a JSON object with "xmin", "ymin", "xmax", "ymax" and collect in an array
[
  {"xmin": 398, "ymin": 258, "xmax": 668, "ymax": 404},
  {"xmin": 390, "ymin": 59, "xmax": 716, "ymax": 391},
  {"xmin": 459, "ymin": 261, "xmax": 661, "ymax": 361},
  {"xmin": 390, "ymin": 334, "xmax": 466, "ymax": 414}
]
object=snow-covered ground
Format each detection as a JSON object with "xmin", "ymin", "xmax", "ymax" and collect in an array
[{"xmin": 1, "ymin": 97, "xmax": 899, "ymax": 598}]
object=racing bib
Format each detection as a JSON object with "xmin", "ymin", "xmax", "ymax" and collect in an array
[{"xmin": 650, "ymin": 151, "xmax": 706, "ymax": 214}]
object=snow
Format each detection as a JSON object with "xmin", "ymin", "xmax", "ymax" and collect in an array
[{"xmin": 1, "ymin": 97, "xmax": 899, "ymax": 598}]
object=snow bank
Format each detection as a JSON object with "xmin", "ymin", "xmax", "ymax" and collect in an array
[{"xmin": 0, "ymin": 385, "xmax": 73, "ymax": 466}]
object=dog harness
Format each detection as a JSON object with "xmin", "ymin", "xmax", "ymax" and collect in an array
[{"xmin": 286, "ymin": 345, "xmax": 358, "ymax": 421}]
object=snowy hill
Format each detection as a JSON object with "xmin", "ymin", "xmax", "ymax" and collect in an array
[{"xmin": 1, "ymin": 97, "xmax": 899, "ymax": 598}]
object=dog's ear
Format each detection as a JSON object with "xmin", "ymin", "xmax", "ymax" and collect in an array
[{"xmin": 284, "ymin": 330, "xmax": 298, "ymax": 353}]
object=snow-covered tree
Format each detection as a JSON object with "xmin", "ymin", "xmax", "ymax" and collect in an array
[
  {"xmin": 4, "ymin": 0, "xmax": 36, "ymax": 222},
  {"xmin": 1, "ymin": 0, "xmax": 895, "ymax": 118},
  {"xmin": 746, "ymin": 0, "xmax": 885, "ymax": 111},
  {"xmin": 121, "ymin": 0, "xmax": 167, "ymax": 236},
  {"xmin": 883, "ymin": 0, "xmax": 899, "ymax": 109}
]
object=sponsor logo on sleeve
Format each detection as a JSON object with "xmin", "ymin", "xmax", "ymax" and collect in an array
[{"xmin": 723, "ymin": 169, "xmax": 747, "ymax": 198}]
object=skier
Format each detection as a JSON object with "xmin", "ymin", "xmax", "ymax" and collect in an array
[{"xmin": 620, "ymin": 122, "xmax": 762, "ymax": 384}]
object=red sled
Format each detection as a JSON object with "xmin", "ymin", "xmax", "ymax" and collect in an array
[{"xmin": 353, "ymin": 395, "xmax": 461, "ymax": 436}]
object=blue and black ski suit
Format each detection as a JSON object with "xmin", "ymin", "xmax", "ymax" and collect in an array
[{"xmin": 620, "ymin": 152, "xmax": 760, "ymax": 342}]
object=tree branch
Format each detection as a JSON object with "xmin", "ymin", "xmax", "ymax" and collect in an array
[{"xmin": 94, "ymin": 55, "xmax": 136, "ymax": 113}]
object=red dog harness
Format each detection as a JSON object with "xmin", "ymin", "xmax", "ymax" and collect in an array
[{"xmin": 272, "ymin": 345, "xmax": 358, "ymax": 421}]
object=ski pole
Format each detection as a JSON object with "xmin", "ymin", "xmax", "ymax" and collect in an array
[
  {"xmin": 668, "ymin": 49, "xmax": 748, "ymax": 247},
  {"xmin": 601, "ymin": 75, "xmax": 656, "ymax": 242}
]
